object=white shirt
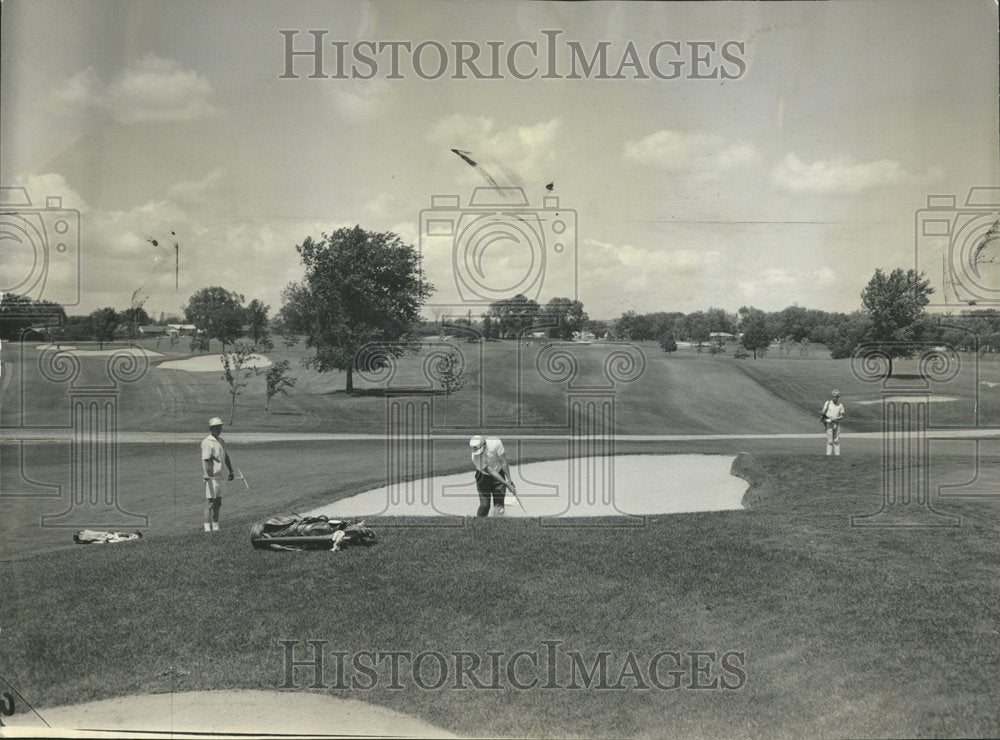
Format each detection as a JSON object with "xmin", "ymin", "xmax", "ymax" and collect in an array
[
  {"xmin": 201, "ymin": 434, "xmax": 228, "ymax": 477},
  {"xmin": 471, "ymin": 437, "xmax": 506, "ymax": 474},
  {"xmin": 823, "ymin": 400, "xmax": 845, "ymax": 422}
]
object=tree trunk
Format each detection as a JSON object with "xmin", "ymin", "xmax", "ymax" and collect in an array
[
  {"xmin": 346, "ymin": 366, "xmax": 354, "ymax": 394},
  {"xmin": 230, "ymin": 393, "xmax": 236, "ymax": 425}
]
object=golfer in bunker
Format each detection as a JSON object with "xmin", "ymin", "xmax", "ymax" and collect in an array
[
  {"xmin": 202, "ymin": 417, "xmax": 235, "ymax": 531},
  {"xmin": 469, "ymin": 435, "xmax": 516, "ymax": 517}
]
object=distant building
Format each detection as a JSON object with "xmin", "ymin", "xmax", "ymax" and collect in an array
[
  {"xmin": 709, "ymin": 331, "xmax": 737, "ymax": 343},
  {"xmin": 166, "ymin": 323, "xmax": 197, "ymax": 336},
  {"xmin": 139, "ymin": 325, "xmax": 168, "ymax": 336}
]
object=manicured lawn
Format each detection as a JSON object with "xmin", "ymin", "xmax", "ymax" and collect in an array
[
  {"xmin": 2, "ymin": 340, "xmax": 822, "ymax": 434},
  {"xmin": 2, "ymin": 453, "xmax": 998, "ymax": 738}
]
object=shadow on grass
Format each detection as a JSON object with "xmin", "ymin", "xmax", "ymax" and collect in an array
[{"xmin": 323, "ymin": 387, "xmax": 445, "ymax": 397}]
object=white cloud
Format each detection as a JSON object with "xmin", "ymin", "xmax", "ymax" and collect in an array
[
  {"xmin": 328, "ymin": 80, "xmax": 392, "ymax": 119},
  {"xmin": 165, "ymin": 169, "xmax": 225, "ymax": 204},
  {"xmin": 771, "ymin": 153, "xmax": 943, "ymax": 194},
  {"xmin": 622, "ymin": 130, "xmax": 761, "ymax": 174},
  {"xmin": 50, "ymin": 55, "xmax": 218, "ymax": 124}
]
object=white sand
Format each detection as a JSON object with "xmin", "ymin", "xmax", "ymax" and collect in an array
[
  {"xmin": 854, "ymin": 395, "xmax": 959, "ymax": 405},
  {"xmin": 33, "ymin": 345, "xmax": 163, "ymax": 357},
  {"xmin": 7, "ymin": 689, "xmax": 454, "ymax": 738},
  {"xmin": 157, "ymin": 353, "xmax": 273, "ymax": 372},
  {"xmin": 306, "ymin": 454, "xmax": 748, "ymax": 519}
]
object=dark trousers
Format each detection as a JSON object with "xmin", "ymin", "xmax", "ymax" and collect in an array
[{"xmin": 475, "ymin": 470, "xmax": 507, "ymax": 517}]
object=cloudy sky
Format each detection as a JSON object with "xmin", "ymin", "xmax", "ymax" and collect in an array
[{"xmin": 1, "ymin": 0, "xmax": 997, "ymax": 320}]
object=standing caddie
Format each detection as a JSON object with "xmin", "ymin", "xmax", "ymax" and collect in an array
[
  {"xmin": 820, "ymin": 390, "xmax": 846, "ymax": 456},
  {"xmin": 469, "ymin": 435, "xmax": 516, "ymax": 517},
  {"xmin": 202, "ymin": 416, "xmax": 235, "ymax": 531}
]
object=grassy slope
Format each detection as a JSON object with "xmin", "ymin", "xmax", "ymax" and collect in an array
[
  {"xmin": 2, "ymin": 340, "xmax": 822, "ymax": 434},
  {"xmin": 2, "ymin": 454, "xmax": 998, "ymax": 738}
]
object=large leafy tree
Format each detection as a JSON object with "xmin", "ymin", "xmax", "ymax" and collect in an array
[
  {"xmin": 88, "ymin": 307, "xmax": 118, "ymax": 349},
  {"xmin": 859, "ymin": 268, "xmax": 933, "ymax": 375},
  {"xmin": 245, "ymin": 298, "xmax": 273, "ymax": 351},
  {"xmin": 614, "ymin": 311, "xmax": 656, "ymax": 341},
  {"xmin": 185, "ymin": 286, "xmax": 247, "ymax": 352},
  {"xmin": 487, "ymin": 294, "xmax": 540, "ymax": 338},
  {"xmin": 738, "ymin": 306, "xmax": 773, "ymax": 359},
  {"xmin": 278, "ymin": 226, "xmax": 433, "ymax": 393},
  {"xmin": 543, "ymin": 297, "xmax": 588, "ymax": 339}
]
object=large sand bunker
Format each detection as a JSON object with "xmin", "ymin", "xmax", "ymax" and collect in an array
[
  {"xmin": 307, "ymin": 454, "xmax": 748, "ymax": 519},
  {"xmin": 12, "ymin": 689, "xmax": 454, "ymax": 738}
]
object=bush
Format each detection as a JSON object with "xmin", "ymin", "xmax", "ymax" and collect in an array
[{"xmin": 734, "ymin": 348, "xmax": 750, "ymax": 359}]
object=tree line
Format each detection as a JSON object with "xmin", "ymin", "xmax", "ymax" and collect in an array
[{"xmin": 6, "ymin": 224, "xmax": 994, "ymax": 388}]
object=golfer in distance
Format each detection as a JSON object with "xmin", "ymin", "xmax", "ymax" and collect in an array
[{"xmin": 470, "ymin": 435, "xmax": 516, "ymax": 517}]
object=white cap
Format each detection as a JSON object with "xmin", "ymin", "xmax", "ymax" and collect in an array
[
  {"xmin": 469, "ymin": 435, "xmax": 485, "ymax": 450},
  {"xmin": 209, "ymin": 417, "xmax": 224, "ymax": 427},
  {"xmin": 831, "ymin": 390, "xmax": 840, "ymax": 396}
]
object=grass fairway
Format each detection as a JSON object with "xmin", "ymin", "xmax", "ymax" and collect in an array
[
  {"xmin": 2, "ymin": 340, "xmax": 823, "ymax": 434},
  {"xmin": 3, "ymin": 454, "xmax": 999, "ymax": 738}
]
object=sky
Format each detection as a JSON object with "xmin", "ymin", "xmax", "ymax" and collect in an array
[{"xmin": 1, "ymin": 0, "xmax": 997, "ymax": 321}]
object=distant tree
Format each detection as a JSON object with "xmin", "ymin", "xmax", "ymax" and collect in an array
[
  {"xmin": 189, "ymin": 334, "xmax": 211, "ymax": 355},
  {"xmin": 828, "ymin": 312, "xmax": 872, "ymax": 360},
  {"xmin": 220, "ymin": 342, "xmax": 256, "ymax": 425},
  {"xmin": 675, "ymin": 311, "xmax": 710, "ymax": 343},
  {"xmin": 185, "ymin": 286, "xmax": 247, "ymax": 353},
  {"xmin": 709, "ymin": 341, "xmax": 725, "ymax": 355},
  {"xmin": 0, "ymin": 293, "xmax": 66, "ymax": 340},
  {"xmin": 705, "ymin": 307, "xmax": 736, "ymax": 334},
  {"xmin": 658, "ymin": 331, "xmax": 678, "ymax": 354},
  {"xmin": 89, "ymin": 307, "xmax": 118, "ymax": 349},
  {"xmin": 246, "ymin": 299, "xmax": 273, "ymax": 352},
  {"xmin": 121, "ymin": 306, "xmax": 151, "ymax": 337},
  {"xmin": 858, "ymin": 268, "xmax": 933, "ymax": 375},
  {"xmin": 261, "ymin": 359, "xmax": 296, "ymax": 414},
  {"xmin": 270, "ymin": 314, "xmax": 299, "ymax": 354},
  {"xmin": 481, "ymin": 313, "xmax": 497, "ymax": 340},
  {"xmin": 615, "ymin": 311, "xmax": 656, "ymax": 341},
  {"xmin": 278, "ymin": 226, "xmax": 433, "ymax": 393},
  {"xmin": 543, "ymin": 297, "xmax": 588, "ymax": 339},
  {"xmin": 487, "ymin": 294, "xmax": 541, "ymax": 338},
  {"xmin": 435, "ymin": 347, "xmax": 466, "ymax": 424},
  {"xmin": 739, "ymin": 308, "xmax": 773, "ymax": 359}
]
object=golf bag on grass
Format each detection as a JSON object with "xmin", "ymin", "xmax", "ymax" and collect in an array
[
  {"xmin": 250, "ymin": 514, "xmax": 377, "ymax": 552},
  {"xmin": 73, "ymin": 530, "xmax": 143, "ymax": 545}
]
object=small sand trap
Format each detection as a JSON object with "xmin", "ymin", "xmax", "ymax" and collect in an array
[
  {"xmin": 13, "ymin": 689, "xmax": 454, "ymax": 737},
  {"xmin": 307, "ymin": 454, "xmax": 748, "ymax": 519},
  {"xmin": 854, "ymin": 395, "xmax": 959, "ymax": 405},
  {"xmin": 158, "ymin": 353, "xmax": 272, "ymax": 371},
  {"xmin": 34, "ymin": 345, "xmax": 163, "ymax": 357}
]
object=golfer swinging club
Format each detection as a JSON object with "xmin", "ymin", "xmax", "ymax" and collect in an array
[
  {"xmin": 201, "ymin": 416, "xmax": 235, "ymax": 531},
  {"xmin": 820, "ymin": 390, "xmax": 846, "ymax": 456},
  {"xmin": 469, "ymin": 435, "xmax": 516, "ymax": 517}
]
